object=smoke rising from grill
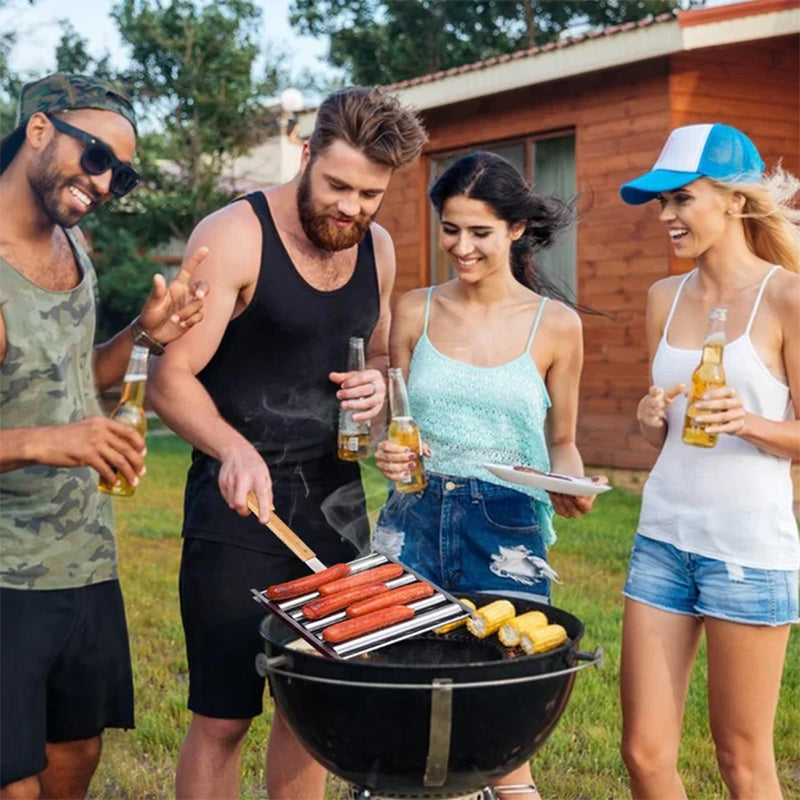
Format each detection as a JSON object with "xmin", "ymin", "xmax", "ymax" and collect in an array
[{"xmin": 321, "ymin": 478, "xmax": 372, "ymax": 556}]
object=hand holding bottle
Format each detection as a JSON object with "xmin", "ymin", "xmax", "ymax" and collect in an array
[
  {"xmin": 330, "ymin": 368, "xmax": 386, "ymax": 421},
  {"xmin": 375, "ymin": 438, "xmax": 432, "ymax": 483},
  {"xmin": 683, "ymin": 306, "xmax": 728, "ymax": 447},
  {"xmin": 693, "ymin": 385, "xmax": 747, "ymax": 437},
  {"xmin": 386, "ymin": 367, "xmax": 427, "ymax": 493},
  {"xmin": 16, "ymin": 417, "xmax": 146, "ymax": 490},
  {"xmin": 99, "ymin": 345, "xmax": 149, "ymax": 496}
]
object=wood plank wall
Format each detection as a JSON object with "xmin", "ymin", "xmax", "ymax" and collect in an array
[
  {"xmin": 375, "ymin": 35, "xmax": 798, "ymax": 469},
  {"xmin": 668, "ymin": 35, "xmax": 800, "ymax": 273}
]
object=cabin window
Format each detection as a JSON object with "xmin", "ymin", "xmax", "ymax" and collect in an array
[{"xmin": 429, "ymin": 133, "xmax": 576, "ymax": 301}]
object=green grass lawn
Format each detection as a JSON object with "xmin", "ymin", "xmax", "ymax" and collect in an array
[{"xmin": 90, "ymin": 434, "xmax": 800, "ymax": 799}]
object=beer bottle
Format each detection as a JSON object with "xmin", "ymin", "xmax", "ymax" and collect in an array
[
  {"xmin": 683, "ymin": 307, "xmax": 727, "ymax": 448},
  {"xmin": 337, "ymin": 337, "xmax": 370, "ymax": 461},
  {"xmin": 99, "ymin": 345, "xmax": 148, "ymax": 496},
  {"xmin": 387, "ymin": 367, "xmax": 427, "ymax": 493}
]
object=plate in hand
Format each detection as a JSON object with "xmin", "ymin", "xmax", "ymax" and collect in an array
[{"xmin": 484, "ymin": 464, "xmax": 612, "ymax": 496}]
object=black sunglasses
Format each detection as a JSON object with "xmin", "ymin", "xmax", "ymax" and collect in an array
[{"xmin": 47, "ymin": 114, "xmax": 140, "ymax": 197}]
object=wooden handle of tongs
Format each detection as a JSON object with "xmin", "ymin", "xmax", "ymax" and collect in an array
[{"xmin": 246, "ymin": 492, "xmax": 318, "ymax": 563}]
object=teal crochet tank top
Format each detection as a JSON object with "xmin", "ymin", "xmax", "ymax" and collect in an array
[{"xmin": 408, "ymin": 287, "xmax": 556, "ymax": 544}]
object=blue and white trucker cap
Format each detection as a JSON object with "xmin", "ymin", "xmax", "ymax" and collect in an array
[{"xmin": 620, "ymin": 123, "xmax": 764, "ymax": 205}]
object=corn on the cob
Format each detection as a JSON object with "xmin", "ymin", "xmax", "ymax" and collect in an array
[
  {"xmin": 498, "ymin": 610, "xmax": 548, "ymax": 647},
  {"xmin": 520, "ymin": 623, "xmax": 568, "ymax": 654},
  {"xmin": 433, "ymin": 599, "xmax": 476, "ymax": 635},
  {"xmin": 466, "ymin": 600, "xmax": 516, "ymax": 639}
]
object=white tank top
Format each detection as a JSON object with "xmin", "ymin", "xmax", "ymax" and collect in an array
[{"xmin": 638, "ymin": 266, "xmax": 799, "ymax": 570}]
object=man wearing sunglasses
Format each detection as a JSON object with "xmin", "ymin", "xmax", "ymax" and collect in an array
[{"xmin": 0, "ymin": 72, "xmax": 208, "ymax": 799}]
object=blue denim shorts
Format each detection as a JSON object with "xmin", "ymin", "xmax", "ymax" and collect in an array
[
  {"xmin": 373, "ymin": 473, "xmax": 553, "ymax": 602},
  {"xmin": 623, "ymin": 533, "xmax": 799, "ymax": 626}
]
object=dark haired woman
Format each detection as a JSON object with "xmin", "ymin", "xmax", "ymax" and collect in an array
[{"xmin": 374, "ymin": 151, "xmax": 605, "ymax": 799}]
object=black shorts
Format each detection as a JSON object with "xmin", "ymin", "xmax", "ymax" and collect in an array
[
  {"xmin": 0, "ymin": 581, "xmax": 134, "ymax": 786},
  {"xmin": 180, "ymin": 537, "xmax": 358, "ymax": 719}
]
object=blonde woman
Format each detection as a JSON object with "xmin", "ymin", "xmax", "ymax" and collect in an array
[{"xmin": 619, "ymin": 124, "xmax": 800, "ymax": 799}]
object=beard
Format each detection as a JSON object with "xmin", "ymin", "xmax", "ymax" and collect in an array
[
  {"xmin": 29, "ymin": 139, "xmax": 94, "ymax": 228},
  {"xmin": 296, "ymin": 167, "xmax": 373, "ymax": 252}
]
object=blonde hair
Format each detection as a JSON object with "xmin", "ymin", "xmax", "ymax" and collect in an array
[{"xmin": 711, "ymin": 166, "xmax": 800, "ymax": 273}]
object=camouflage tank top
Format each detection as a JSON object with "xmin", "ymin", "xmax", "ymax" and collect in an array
[{"xmin": 0, "ymin": 229, "xmax": 117, "ymax": 589}]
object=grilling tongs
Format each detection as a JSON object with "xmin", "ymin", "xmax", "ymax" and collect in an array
[{"xmin": 246, "ymin": 492, "xmax": 326, "ymax": 573}]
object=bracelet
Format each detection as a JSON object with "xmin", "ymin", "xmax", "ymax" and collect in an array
[{"xmin": 130, "ymin": 316, "xmax": 166, "ymax": 356}]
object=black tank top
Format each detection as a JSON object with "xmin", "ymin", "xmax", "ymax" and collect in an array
[
  {"xmin": 196, "ymin": 191, "xmax": 380, "ymax": 463},
  {"xmin": 182, "ymin": 192, "xmax": 379, "ymax": 551}
]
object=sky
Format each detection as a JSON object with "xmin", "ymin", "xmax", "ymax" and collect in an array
[
  {"xmin": 1, "ymin": 0, "xmax": 331, "ymax": 100},
  {"xmin": 2, "ymin": 0, "xmax": 744, "ymax": 96}
]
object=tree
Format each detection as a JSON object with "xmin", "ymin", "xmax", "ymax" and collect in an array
[
  {"xmin": 289, "ymin": 0, "xmax": 705, "ymax": 86},
  {"xmin": 0, "ymin": 0, "xmax": 37, "ymax": 134},
  {"xmin": 77, "ymin": 0, "xmax": 290, "ymax": 337},
  {"xmin": 3, "ymin": 1, "xmax": 317, "ymax": 339}
]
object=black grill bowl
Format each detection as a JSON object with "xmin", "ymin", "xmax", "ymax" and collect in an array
[{"xmin": 259, "ymin": 594, "xmax": 597, "ymax": 797}]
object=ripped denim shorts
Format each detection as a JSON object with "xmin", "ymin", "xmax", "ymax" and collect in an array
[{"xmin": 373, "ymin": 473, "xmax": 554, "ymax": 602}]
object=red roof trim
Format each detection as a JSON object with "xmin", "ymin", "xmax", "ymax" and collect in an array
[
  {"xmin": 678, "ymin": 0, "xmax": 798, "ymax": 27},
  {"xmin": 383, "ymin": 12, "xmax": 677, "ymax": 91}
]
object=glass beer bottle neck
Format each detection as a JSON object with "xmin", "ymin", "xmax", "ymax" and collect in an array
[
  {"xmin": 387, "ymin": 368, "xmax": 411, "ymax": 418},
  {"xmin": 701, "ymin": 342, "xmax": 723, "ymax": 365},
  {"xmin": 119, "ymin": 379, "xmax": 146, "ymax": 408},
  {"xmin": 347, "ymin": 338, "xmax": 365, "ymax": 371}
]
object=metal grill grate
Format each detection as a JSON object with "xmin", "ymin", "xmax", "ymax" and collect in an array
[{"xmin": 251, "ymin": 553, "xmax": 474, "ymax": 659}]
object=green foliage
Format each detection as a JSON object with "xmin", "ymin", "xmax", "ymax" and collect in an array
[
  {"xmin": 0, "ymin": 4, "xmax": 23, "ymax": 135},
  {"xmin": 55, "ymin": 20, "xmax": 115, "ymax": 78},
  {"xmin": 289, "ymin": 0, "xmax": 705, "ymax": 85},
  {"xmin": 55, "ymin": 1, "xmax": 292, "ymax": 338},
  {"xmin": 2, "ymin": 1, "xmax": 326, "ymax": 339}
]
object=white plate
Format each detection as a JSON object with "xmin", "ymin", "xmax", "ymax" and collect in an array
[{"xmin": 484, "ymin": 464, "xmax": 612, "ymax": 496}]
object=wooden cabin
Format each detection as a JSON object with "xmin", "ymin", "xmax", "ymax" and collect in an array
[{"xmin": 298, "ymin": 0, "xmax": 799, "ymax": 470}]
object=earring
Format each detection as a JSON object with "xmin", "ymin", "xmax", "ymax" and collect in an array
[{"xmin": 726, "ymin": 209, "xmax": 734, "ymax": 215}]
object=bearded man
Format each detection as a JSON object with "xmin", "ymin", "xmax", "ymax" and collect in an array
[{"xmin": 148, "ymin": 87, "xmax": 427, "ymax": 800}]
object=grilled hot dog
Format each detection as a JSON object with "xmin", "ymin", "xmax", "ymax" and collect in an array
[
  {"xmin": 266, "ymin": 563, "xmax": 350, "ymax": 601},
  {"xmin": 302, "ymin": 583, "xmax": 390, "ymax": 620},
  {"xmin": 345, "ymin": 582, "xmax": 434, "ymax": 617},
  {"xmin": 322, "ymin": 605, "xmax": 415, "ymax": 643},
  {"xmin": 318, "ymin": 563, "xmax": 404, "ymax": 596}
]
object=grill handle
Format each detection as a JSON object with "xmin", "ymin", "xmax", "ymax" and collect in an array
[
  {"xmin": 423, "ymin": 678, "xmax": 453, "ymax": 787},
  {"xmin": 255, "ymin": 653, "xmax": 290, "ymax": 677},
  {"xmin": 572, "ymin": 646, "xmax": 604, "ymax": 669}
]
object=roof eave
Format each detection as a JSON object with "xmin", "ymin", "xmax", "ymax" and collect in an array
[{"xmin": 296, "ymin": 4, "xmax": 800, "ymax": 138}]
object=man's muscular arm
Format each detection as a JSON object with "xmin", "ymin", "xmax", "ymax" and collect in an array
[{"xmin": 147, "ymin": 202, "xmax": 274, "ymax": 522}]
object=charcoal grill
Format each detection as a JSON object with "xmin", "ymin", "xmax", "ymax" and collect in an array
[{"xmin": 258, "ymin": 592, "xmax": 602, "ymax": 798}]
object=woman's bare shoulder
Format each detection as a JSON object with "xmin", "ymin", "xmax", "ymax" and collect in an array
[
  {"xmin": 541, "ymin": 297, "xmax": 582, "ymax": 337},
  {"xmin": 647, "ymin": 273, "xmax": 684, "ymax": 302},
  {"xmin": 395, "ymin": 286, "xmax": 431, "ymax": 314},
  {"xmin": 765, "ymin": 267, "xmax": 800, "ymax": 320}
]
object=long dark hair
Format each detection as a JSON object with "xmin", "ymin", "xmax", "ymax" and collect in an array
[{"xmin": 429, "ymin": 150, "xmax": 577, "ymax": 305}]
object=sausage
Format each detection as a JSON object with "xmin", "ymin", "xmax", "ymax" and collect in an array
[
  {"xmin": 266, "ymin": 563, "xmax": 350, "ymax": 601},
  {"xmin": 302, "ymin": 583, "xmax": 390, "ymax": 620},
  {"xmin": 322, "ymin": 605, "xmax": 415, "ymax": 644},
  {"xmin": 318, "ymin": 563, "xmax": 404, "ymax": 596},
  {"xmin": 345, "ymin": 582, "xmax": 434, "ymax": 617}
]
